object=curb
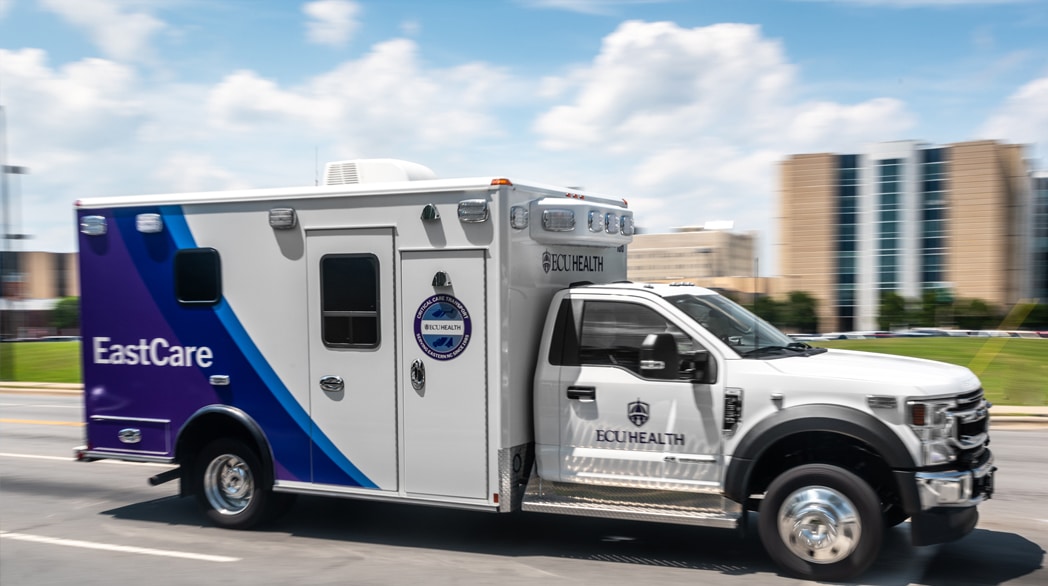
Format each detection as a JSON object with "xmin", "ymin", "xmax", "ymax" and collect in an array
[{"xmin": 0, "ymin": 382, "xmax": 84, "ymax": 395}]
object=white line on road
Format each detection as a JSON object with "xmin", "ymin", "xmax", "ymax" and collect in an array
[
  {"xmin": 0, "ymin": 531, "xmax": 240, "ymax": 563},
  {"xmin": 0, "ymin": 452, "xmax": 170, "ymax": 467},
  {"xmin": 0, "ymin": 402, "xmax": 80, "ymax": 408}
]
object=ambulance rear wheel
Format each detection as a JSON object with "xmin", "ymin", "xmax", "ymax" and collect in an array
[{"xmin": 195, "ymin": 438, "xmax": 272, "ymax": 529}]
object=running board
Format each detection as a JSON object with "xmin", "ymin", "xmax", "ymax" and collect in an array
[{"xmin": 522, "ymin": 476, "xmax": 742, "ymax": 529}]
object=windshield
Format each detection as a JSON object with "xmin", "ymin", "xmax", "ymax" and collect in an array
[{"xmin": 666, "ymin": 293, "xmax": 822, "ymax": 358}]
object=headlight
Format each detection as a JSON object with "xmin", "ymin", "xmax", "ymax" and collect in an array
[{"xmin": 908, "ymin": 399, "xmax": 957, "ymax": 466}]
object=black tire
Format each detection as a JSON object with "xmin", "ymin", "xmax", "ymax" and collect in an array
[
  {"xmin": 195, "ymin": 438, "xmax": 273, "ymax": 530},
  {"xmin": 758, "ymin": 464, "xmax": 884, "ymax": 582}
]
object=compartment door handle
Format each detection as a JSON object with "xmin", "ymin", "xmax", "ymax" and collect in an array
[{"xmin": 320, "ymin": 375, "xmax": 344, "ymax": 393}]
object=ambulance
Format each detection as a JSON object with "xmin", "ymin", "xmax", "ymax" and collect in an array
[{"xmin": 76, "ymin": 160, "xmax": 994, "ymax": 581}]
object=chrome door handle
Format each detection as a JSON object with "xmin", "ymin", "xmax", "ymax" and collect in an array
[
  {"xmin": 567, "ymin": 386, "xmax": 596, "ymax": 402},
  {"xmin": 320, "ymin": 375, "xmax": 344, "ymax": 393}
]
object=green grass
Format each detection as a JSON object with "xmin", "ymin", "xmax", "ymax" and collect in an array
[
  {"xmin": 1, "ymin": 341, "xmax": 83, "ymax": 383},
  {"xmin": 814, "ymin": 337, "xmax": 1048, "ymax": 406},
  {"xmin": 3, "ymin": 338, "xmax": 1046, "ymax": 406}
]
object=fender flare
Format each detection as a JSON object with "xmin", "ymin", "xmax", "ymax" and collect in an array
[
  {"xmin": 723, "ymin": 404, "xmax": 917, "ymax": 506},
  {"xmin": 175, "ymin": 405, "xmax": 276, "ymax": 491}
]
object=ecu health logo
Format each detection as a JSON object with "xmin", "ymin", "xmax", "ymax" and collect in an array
[{"xmin": 627, "ymin": 399, "xmax": 650, "ymax": 427}]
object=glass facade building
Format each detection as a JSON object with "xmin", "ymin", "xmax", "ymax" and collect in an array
[
  {"xmin": 781, "ymin": 140, "xmax": 1034, "ymax": 332},
  {"xmin": 1034, "ymin": 175, "xmax": 1048, "ymax": 301}
]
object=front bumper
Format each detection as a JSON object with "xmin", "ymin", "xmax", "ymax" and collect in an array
[
  {"xmin": 905, "ymin": 450, "xmax": 995, "ymax": 546},
  {"xmin": 915, "ymin": 452, "xmax": 995, "ymax": 509}
]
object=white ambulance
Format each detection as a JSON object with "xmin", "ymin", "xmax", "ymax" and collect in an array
[{"xmin": 76, "ymin": 160, "xmax": 994, "ymax": 581}]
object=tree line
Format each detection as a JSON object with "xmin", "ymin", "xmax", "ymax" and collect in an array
[{"xmin": 743, "ymin": 290, "xmax": 1048, "ymax": 334}]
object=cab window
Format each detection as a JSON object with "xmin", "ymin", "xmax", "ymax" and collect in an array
[{"xmin": 577, "ymin": 301, "xmax": 698, "ymax": 376}]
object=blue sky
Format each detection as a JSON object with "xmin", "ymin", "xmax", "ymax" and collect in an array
[{"xmin": 2, "ymin": 0, "xmax": 1047, "ymax": 272}]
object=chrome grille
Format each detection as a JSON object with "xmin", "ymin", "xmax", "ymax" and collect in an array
[{"xmin": 950, "ymin": 388, "xmax": 989, "ymax": 461}]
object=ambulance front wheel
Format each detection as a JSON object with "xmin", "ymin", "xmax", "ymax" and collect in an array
[
  {"xmin": 195, "ymin": 438, "xmax": 273, "ymax": 529},
  {"xmin": 758, "ymin": 464, "xmax": 883, "ymax": 581}
]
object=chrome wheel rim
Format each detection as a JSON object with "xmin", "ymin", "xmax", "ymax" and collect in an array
[
  {"xmin": 777, "ymin": 485, "xmax": 861, "ymax": 565},
  {"xmin": 204, "ymin": 453, "xmax": 254, "ymax": 515}
]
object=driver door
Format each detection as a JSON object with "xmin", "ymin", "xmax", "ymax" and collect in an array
[{"xmin": 557, "ymin": 298, "xmax": 722, "ymax": 491}]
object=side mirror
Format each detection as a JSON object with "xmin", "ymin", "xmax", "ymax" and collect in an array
[
  {"xmin": 640, "ymin": 333, "xmax": 679, "ymax": 380},
  {"xmin": 691, "ymin": 350, "xmax": 718, "ymax": 385}
]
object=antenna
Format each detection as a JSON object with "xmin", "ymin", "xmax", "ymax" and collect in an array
[{"xmin": 314, "ymin": 146, "xmax": 319, "ymax": 186}]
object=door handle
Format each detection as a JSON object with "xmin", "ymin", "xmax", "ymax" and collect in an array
[
  {"xmin": 320, "ymin": 375, "xmax": 344, "ymax": 393},
  {"xmin": 567, "ymin": 386, "xmax": 596, "ymax": 402}
]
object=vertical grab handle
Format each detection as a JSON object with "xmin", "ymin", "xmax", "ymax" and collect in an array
[{"xmin": 410, "ymin": 359, "xmax": 426, "ymax": 391}]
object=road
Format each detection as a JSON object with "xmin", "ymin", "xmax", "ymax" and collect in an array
[{"xmin": 1, "ymin": 392, "xmax": 1045, "ymax": 585}]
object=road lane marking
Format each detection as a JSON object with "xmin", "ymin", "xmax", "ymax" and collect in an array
[
  {"xmin": 0, "ymin": 531, "xmax": 240, "ymax": 563},
  {"xmin": 0, "ymin": 402, "xmax": 80, "ymax": 408},
  {"xmin": 0, "ymin": 418, "xmax": 84, "ymax": 427},
  {"xmin": 0, "ymin": 452, "xmax": 170, "ymax": 467}
]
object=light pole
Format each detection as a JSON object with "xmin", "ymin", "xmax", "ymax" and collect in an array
[{"xmin": 1, "ymin": 101, "xmax": 30, "ymax": 379}]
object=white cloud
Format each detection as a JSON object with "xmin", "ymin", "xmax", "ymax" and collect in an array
[
  {"xmin": 521, "ymin": 0, "xmax": 671, "ymax": 15},
  {"xmin": 532, "ymin": 20, "xmax": 917, "ymax": 266},
  {"xmin": 535, "ymin": 21, "xmax": 913, "ymax": 155},
  {"xmin": 304, "ymin": 0, "xmax": 360, "ymax": 47},
  {"xmin": 0, "ymin": 49, "xmax": 145, "ymax": 155},
  {"xmin": 39, "ymin": 0, "xmax": 165, "ymax": 62},
  {"xmin": 979, "ymin": 76, "xmax": 1048, "ymax": 149},
  {"xmin": 153, "ymin": 153, "xmax": 253, "ymax": 192},
  {"xmin": 208, "ymin": 39, "xmax": 509, "ymax": 151}
]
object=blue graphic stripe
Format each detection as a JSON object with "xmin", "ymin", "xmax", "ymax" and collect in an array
[{"xmin": 159, "ymin": 206, "xmax": 378, "ymax": 489}]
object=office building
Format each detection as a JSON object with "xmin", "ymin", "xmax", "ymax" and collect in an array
[
  {"xmin": 1034, "ymin": 172, "xmax": 1048, "ymax": 302},
  {"xmin": 627, "ymin": 225, "xmax": 760, "ymax": 289},
  {"xmin": 779, "ymin": 140, "xmax": 1034, "ymax": 332}
]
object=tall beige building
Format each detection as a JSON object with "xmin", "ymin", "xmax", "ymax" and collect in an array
[{"xmin": 779, "ymin": 140, "xmax": 1033, "ymax": 332}]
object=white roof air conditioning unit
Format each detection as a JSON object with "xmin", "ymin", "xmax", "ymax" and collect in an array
[{"xmin": 323, "ymin": 159, "xmax": 437, "ymax": 186}]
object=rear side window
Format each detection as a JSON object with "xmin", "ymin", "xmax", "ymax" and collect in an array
[
  {"xmin": 321, "ymin": 254, "xmax": 379, "ymax": 347},
  {"xmin": 174, "ymin": 248, "xmax": 221, "ymax": 305}
]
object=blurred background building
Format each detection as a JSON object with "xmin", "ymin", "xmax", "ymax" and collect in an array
[
  {"xmin": 0, "ymin": 251, "xmax": 78, "ymax": 338},
  {"xmin": 1034, "ymin": 171, "xmax": 1048, "ymax": 303},
  {"xmin": 627, "ymin": 224, "xmax": 775, "ymax": 300},
  {"xmin": 780, "ymin": 139, "xmax": 1037, "ymax": 332}
]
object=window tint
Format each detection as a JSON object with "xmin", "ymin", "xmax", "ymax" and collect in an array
[
  {"xmin": 175, "ymin": 248, "xmax": 221, "ymax": 305},
  {"xmin": 578, "ymin": 301, "xmax": 696, "ymax": 376},
  {"xmin": 321, "ymin": 255, "xmax": 379, "ymax": 347}
]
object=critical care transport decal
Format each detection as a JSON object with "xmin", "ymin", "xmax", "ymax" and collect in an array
[{"xmin": 414, "ymin": 294, "xmax": 472, "ymax": 361}]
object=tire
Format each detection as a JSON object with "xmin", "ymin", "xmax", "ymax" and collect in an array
[
  {"xmin": 758, "ymin": 464, "xmax": 884, "ymax": 582},
  {"xmin": 195, "ymin": 438, "xmax": 273, "ymax": 530}
]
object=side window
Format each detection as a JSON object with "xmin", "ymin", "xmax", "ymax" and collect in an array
[
  {"xmin": 578, "ymin": 301, "xmax": 698, "ymax": 376},
  {"xmin": 174, "ymin": 248, "xmax": 221, "ymax": 305},
  {"xmin": 321, "ymin": 254, "xmax": 379, "ymax": 347}
]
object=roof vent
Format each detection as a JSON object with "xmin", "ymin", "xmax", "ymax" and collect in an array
[{"xmin": 323, "ymin": 159, "xmax": 437, "ymax": 186}]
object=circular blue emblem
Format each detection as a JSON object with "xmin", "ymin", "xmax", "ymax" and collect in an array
[{"xmin": 413, "ymin": 294, "xmax": 472, "ymax": 360}]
